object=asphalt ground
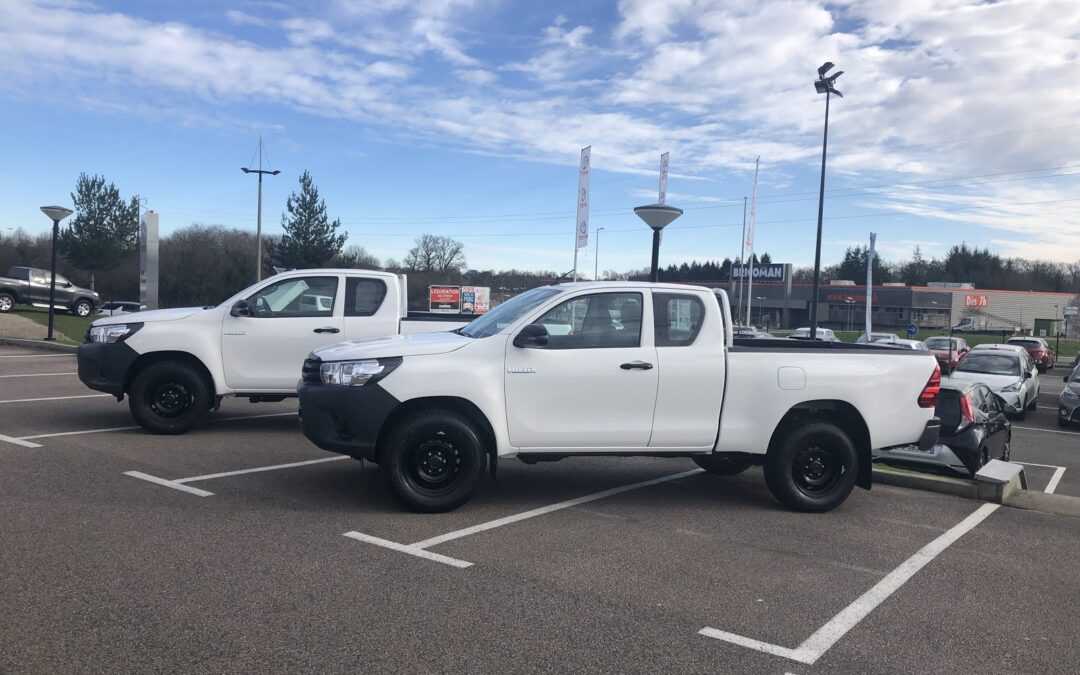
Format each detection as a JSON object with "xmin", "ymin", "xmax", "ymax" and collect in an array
[{"xmin": 1, "ymin": 345, "xmax": 1078, "ymax": 674}]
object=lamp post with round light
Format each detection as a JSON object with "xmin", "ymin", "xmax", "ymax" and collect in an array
[
  {"xmin": 40, "ymin": 205, "xmax": 74, "ymax": 341},
  {"xmin": 634, "ymin": 204, "xmax": 683, "ymax": 282}
]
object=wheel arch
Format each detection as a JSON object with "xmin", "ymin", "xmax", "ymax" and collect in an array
[
  {"xmin": 768, "ymin": 399, "xmax": 873, "ymax": 489},
  {"xmin": 376, "ymin": 396, "xmax": 497, "ymax": 472},
  {"xmin": 124, "ymin": 350, "xmax": 216, "ymax": 399}
]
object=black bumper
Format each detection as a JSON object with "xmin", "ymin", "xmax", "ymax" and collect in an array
[
  {"xmin": 918, "ymin": 417, "xmax": 941, "ymax": 451},
  {"xmin": 77, "ymin": 341, "xmax": 139, "ymax": 398},
  {"xmin": 297, "ymin": 381, "xmax": 401, "ymax": 460}
]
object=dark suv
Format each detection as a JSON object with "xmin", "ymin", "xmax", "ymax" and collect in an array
[{"xmin": 0, "ymin": 266, "xmax": 99, "ymax": 316}]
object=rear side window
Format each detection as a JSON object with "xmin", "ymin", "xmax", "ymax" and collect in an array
[
  {"xmin": 8, "ymin": 267, "xmax": 29, "ymax": 280},
  {"xmin": 345, "ymin": 278, "xmax": 387, "ymax": 317},
  {"xmin": 936, "ymin": 390, "xmax": 961, "ymax": 429},
  {"xmin": 653, "ymin": 293, "xmax": 705, "ymax": 346}
]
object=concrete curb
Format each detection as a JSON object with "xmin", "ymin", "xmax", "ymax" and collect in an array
[
  {"xmin": 872, "ymin": 466, "xmax": 1021, "ymax": 503},
  {"xmin": 0, "ymin": 337, "xmax": 79, "ymax": 353},
  {"xmin": 1003, "ymin": 490, "xmax": 1080, "ymax": 519}
]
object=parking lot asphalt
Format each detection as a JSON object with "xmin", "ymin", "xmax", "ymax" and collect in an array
[{"xmin": 2, "ymin": 346, "xmax": 1078, "ymax": 674}]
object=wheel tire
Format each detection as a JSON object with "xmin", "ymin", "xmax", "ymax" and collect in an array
[
  {"xmin": 980, "ymin": 446, "xmax": 990, "ymax": 468},
  {"xmin": 1059, "ymin": 417, "xmax": 1069, "ymax": 428},
  {"xmin": 1028, "ymin": 394, "xmax": 1037, "ymax": 411},
  {"xmin": 128, "ymin": 361, "xmax": 211, "ymax": 434},
  {"xmin": 764, "ymin": 422, "xmax": 858, "ymax": 513},
  {"xmin": 73, "ymin": 300, "xmax": 92, "ymax": 317},
  {"xmin": 1001, "ymin": 436, "xmax": 1011, "ymax": 462},
  {"xmin": 380, "ymin": 409, "xmax": 485, "ymax": 513},
  {"xmin": 693, "ymin": 453, "xmax": 755, "ymax": 476},
  {"xmin": 1015, "ymin": 405, "xmax": 1027, "ymax": 421},
  {"xmin": 0, "ymin": 292, "xmax": 14, "ymax": 313}
]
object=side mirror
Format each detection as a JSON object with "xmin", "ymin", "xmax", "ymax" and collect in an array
[
  {"xmin": 1023, "ymin": 370, "xmax": 1032, "ymax": 380},
  {"xmin": 513, "ymin": 323, "xmax": 549, "ymax": 348},
  {"xmin": 230, "ymin": 300, "xmax": 251, "ymax": 317}
]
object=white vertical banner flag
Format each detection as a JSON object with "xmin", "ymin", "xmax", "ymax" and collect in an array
[
  {"xmin": 575, "ymin": 147, "xmax": 591, "ymax": 249},
  {"xmin": 744, "ymin": 157, "xmax": 760, "ymax": 327},
  {"xmin": 658, "ymin": 152, "xmax": 669, "ymax": 205},
  {"xmin": 866, "ymin": 232, "xmax": 877, "ymax": 338}
]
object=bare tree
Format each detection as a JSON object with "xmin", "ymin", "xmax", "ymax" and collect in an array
[
  {"xmin": 335, "ymin": 245, "xmax": 381, "ymax": 270},
  {"xmin": 404, "ymin": 234, "xmax": 466, "ymax": 273}
]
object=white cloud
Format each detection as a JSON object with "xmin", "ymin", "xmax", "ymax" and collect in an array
[{"xmin": 225, "ymin": 10, "xmax": 267, "ymax": 27}]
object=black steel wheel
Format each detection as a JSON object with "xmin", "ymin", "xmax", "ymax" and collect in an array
[
  {"xmin": 764, "ymin": 421, "xmax": 858, "ymax": 513},
  {"xmin": 381, "ymin": 409, "xmax": 485, "ymax": 513},
  {"xmin": 128, "ymin": 361, "xmax": 211, "ymax": 434}
]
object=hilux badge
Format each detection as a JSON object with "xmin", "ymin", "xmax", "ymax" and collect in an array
[{"xmin": 507, "ymin": 367, "xmax": 536, "ymax": 374}]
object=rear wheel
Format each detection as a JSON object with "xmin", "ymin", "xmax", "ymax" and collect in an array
[
  {"xmin": 693, "ymin": 453, "xmax": 755, "ymax": 476},
  {"xmin": 128, "ymin": 361, "xmax": 212, "ymax": 434},
  {"xmin": 764, "ymin": 422, "xmax": 858, "ymax": 513},
  {"xmin": 380, "ymin": 409, "xmax": 485, "ymax": 513},
  {"xmin": 0, "ymin": 292, "xmax": 14, "ymax": 313}
]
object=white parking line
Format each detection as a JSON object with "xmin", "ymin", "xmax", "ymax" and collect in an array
[
  {"xmin": 17, "ymin": 411, "xmax": 298, "ymax": 441},
  {"xmin": 0, "ymin": 393, "xmax": 109, "ymax": 404},
  {"xmin": 1013, "ymin": 461, "xmax": 1068, "ymax": 495},
  {"xmin": 0, "ymin": 354, "xmax": 75, "ymax": 358},
  {"xmin": 699, "ymin": 502, "xmax": 1001, "ymax": 665},
  {"xmin": 342, "ymin": 468, "xmax": 705, "ymax": 568},
  {"xmin": 124, "ymin": 455, "xmax": 347, "ymax": 496},
  {"xmin": 0, "ymin": 372, "xmax": 77, "ymax": 378},
  {"xmin": 123, "ymin": 471, "xmax": 214, "ymax": 497},
  {"xmin": 0, "ymin": 434, "xmax": 42, "ymax": 448},
  {"xmin": 1012, "ymin": 425, "xmax": 1076, "ymax": 436}
]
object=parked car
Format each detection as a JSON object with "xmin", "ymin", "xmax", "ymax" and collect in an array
[
  {"xmin": 970, "ymin": 343, "xmax": 1038, "ymax": 375},
  {"xmin": 1059, "ymin": 366, "xmax": 1080, "ymax": 428},
  {"xmin": 1007, "ymin": 336, "xmax": 1056, "ymax": 372},
  {"xmin": 949, "ymin": 350, "xmax": 1039, "ymax": 420},
  {"xmin": 298, "ymin": 282, "xmax": 942, "ymax": 514},
  {"xmin": 856, "ymin": 332, "xmax": 901, "ymax": 344},
  {"xmin": 733, "ymin": 325, "xmax": 772, "ymax": 338},
  {"xmin": 0, "ymin": 266, "xmax": 99, "ymax": 316},
  {"xmin": 76, "ymin": 269, "xmax": 470, "ymax": 435},
  {"xmin": 875, "ymin": 380, "xmax": 1010, "ymax": 476},
  {"xmin": 788, "ymin": 327, "xmax": 840, "ymax": 342},
  {"xmin": 98, "ymin": 301, "xmax": 142, "ymax": 317},
  {"xmin": 924, "ymin": 336, "xmax": 970, "ymax": 373},
  {"xmin": 892, "ymin": 339, "xmax": 929, "ymax": 350}
]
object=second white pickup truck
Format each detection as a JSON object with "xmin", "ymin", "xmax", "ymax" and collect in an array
[
  {"xmin": 298, "ymin": 282, "xmax": 942, "ymax": 513},
  {"xmin": 77, "ymin": 269, "xmax": 467, "ymax": 434}
]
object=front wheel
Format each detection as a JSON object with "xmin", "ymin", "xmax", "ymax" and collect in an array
[
  {"xmin": 0, "ymin": 292, "xmax": 14, "ymax": 313},
  {"xmin": 693, "ymin": 453, "xmax": 755, "ymax": 476},
  {"xmin": 764, "ymin": 422, "xmax": 858, "ymax": 513},
  {"xmin": 73, "ymin": 299, "xmax": 92, "ymax": 317},
  {"xmin": 128, "ymin": 361, "xmax": 212, "ymax": 434},
  {"xmin": 380, "ymin": 409, "xmax": 485, "ymax": 513}
]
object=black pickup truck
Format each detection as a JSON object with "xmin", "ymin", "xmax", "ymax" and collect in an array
[{"xmin": 0, "ymin": 266, "xmax": 99, "ymax": 316}]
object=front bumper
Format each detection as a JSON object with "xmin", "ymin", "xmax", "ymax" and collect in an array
[
  {"xmin": 77, "ymin": 341, "xmax": 139, "ymax": 399},
  {"xmin": 297, "ymin": 381, "xmax": 401, "ymax": 460},
  {"xmin": 1060, "ymin": 396, "xmax": 1080, "ymax": 424},
  {"xmin": 999, "ymin": 392, "xmax": 1024, "ymax": 414}
]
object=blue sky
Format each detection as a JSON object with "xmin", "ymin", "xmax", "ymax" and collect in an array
[{"xmin": 2, "ymin": 0, "xmax": 1079, "ymax": 276}]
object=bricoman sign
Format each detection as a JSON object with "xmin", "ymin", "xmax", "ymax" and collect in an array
[{"xmin": 730, "ymin": 264, "xmax": 786, "ymax": 281}]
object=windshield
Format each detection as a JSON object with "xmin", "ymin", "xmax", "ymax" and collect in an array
[
  {"xmin": 956, "ymin": 353, "xmax": 1020, "ymax": 377},
  {"xmin": 1008, "ymin": 339, "xmax": 1041, "ymax": 348},
  {"xmin": 459, "ymin": 287, "xmax": 562, "ymax": 339},
  {"xmin": 925, "ymin": 337, "xmax": 958, "ymax": 349}
]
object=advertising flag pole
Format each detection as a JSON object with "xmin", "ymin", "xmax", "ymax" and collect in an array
[{"xmin": 744, "ymin": 157, "xmax": 760, "ymax": 328}]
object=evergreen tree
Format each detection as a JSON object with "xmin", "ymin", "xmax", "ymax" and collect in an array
[
  {"xmin": 58, "ymin": 173, "xmax": 139, "ymax": 289},
  {"xmin": 272, "ymin": 171, "xmax": 348, "ymax": 269}
]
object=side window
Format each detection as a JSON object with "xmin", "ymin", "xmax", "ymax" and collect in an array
[
  {"xmin": 345, "ymin": 278, "xmax": 387, "ymax": 317},
  {"xmin": 246, "ymin": 276, "xmax": 338, "ymax": 318},
  {"xmin": 9, "ymin": 268, "xmax": 29, "ymax": 280},
  {"xmin": 532, "ymin": 292, "xmax": 643, "ymax": 349},
  {"xmin": 30, "ymin": 270, "xmax": 47, "ymax": 284},
  {"xmin": 653, "ymin": 293, "xmax": 705, "ymax": 346}
]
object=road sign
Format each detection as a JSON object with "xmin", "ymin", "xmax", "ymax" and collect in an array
[{"xmin": 907, "ymin": 323, "xmax": 918, "ymax": 337}]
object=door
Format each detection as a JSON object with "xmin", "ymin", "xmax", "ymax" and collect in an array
[
  {"xmin": 504, "ymin": 291, "xmax": 658, "ymax": 449},
  {"xmin": 28, "ymin": 269, "xmax": 49, "ymax": 303},
  {"xmin": 221, "ymin": 275, "xmax": 344, "ymax": 390},
  {"xmin": 340, "ymin": 276, "xmax": 399, "ymax": 339}
]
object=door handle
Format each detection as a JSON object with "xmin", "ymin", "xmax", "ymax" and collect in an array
[
  {"xmin": 620, "ymin": 361, "xmax": 653, "ymax": 370},
  {"xmin": 313, "ymin": 327, "xmax": 340, "ymax": 334}
]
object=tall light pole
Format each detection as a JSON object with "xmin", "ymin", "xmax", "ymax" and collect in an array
[
  {"xmin": 756, "ymin": 296, "xmax": 767, "ymax": 328},
  {"xmin": 845, "ymin": 296, "xmax": 855, "ymax": 332},
  {"xmin": 241, "ymin": 136, "xmax": 280, "ymax": 281},
  {"xmin": 808, "ymin": 61, "xmax": 843, "ymax": 341},
  {"xmin": 594, "ymin": 227, "xmax": 605, "ymax": 280},
  {"xmin": 40, "ymin": 206, "xmax": 74, "ymax": 341},
  {"xmin": 634, "ymin": 204, "xmax": 683, "ymax": 282}
]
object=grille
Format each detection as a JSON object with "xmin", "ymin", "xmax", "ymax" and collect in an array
[{"xmin": 301, "ymin": 356, "xmax": 322, "ymax": 384}]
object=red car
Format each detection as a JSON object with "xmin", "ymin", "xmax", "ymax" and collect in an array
[
  {"xmin": 924, "ymin": 336, "xmax": 970, "ymax": 373},
  {"xmin": 1007, "ymin": 337, "xmax": 1056, "ymax": 372}
]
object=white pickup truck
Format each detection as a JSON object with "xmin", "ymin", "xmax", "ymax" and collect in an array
[
  {"xmin": 298, "ymin": 282, "xmax": 942, "ymax": 513},
  {"xmin": 77, "ymin": 269, "xmax": 467, "ymax": 434}
]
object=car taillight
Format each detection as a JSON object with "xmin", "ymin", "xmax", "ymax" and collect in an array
[
  {"xmin": 918, "ymin": 363, "xmax": 941, "ymax": 408},
  {"xmin": 957, "ymin": 394, "xmax": 975, "ymax": 432}
]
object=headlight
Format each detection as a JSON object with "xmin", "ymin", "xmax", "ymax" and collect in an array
[
  {"xmin": 1000, "ymin": 381, "xmax": 1022, "ymax": 393},
  {"xmin": 320, "ymin": 357, "xmax": 401, "ymax": 386},
  {"xmin": 88, "ymin": 323, "xmax": 141, "ymax": 343},
  {"xmin": 1063, "ymin": 388, "xmax": 1080, "ymax": 401}
]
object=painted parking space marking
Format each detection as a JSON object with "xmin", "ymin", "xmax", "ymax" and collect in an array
[
  {"xmin": 1013, "ymin": 461, "xmax": 1067, "ymax": 495},
  {"xmin": 1012, "ymin": 425, "xmax": 1076, "ymax": 436},
  {"xmin": 0, "ymin": 434, "xmax": 42, "ymax": 448},
  {"xmin": 0, "ymin": 354, "xmax": 75, "ymax": 359},
  {"xmin": 0, "ymin": 393, "xmax": 110, "ymax": 404},
  {"xmin": 343, "ymin": 468, "xmax": 705, "ymax": 568},
  {"xmin": 16, "ymin": 411, "xmax": 299, "ymax": 442},
  {"xmin": 124, "ymin": 455, "xmax": 348, "ymax": 496},
  {"xmin": 0, "ymin": 372, "xmax": 78, "ymax": 378},
  {"xmin": 343, "ymin": 532, "xmax": 473, "ymax": 569},
  {"xmin": 699, "ymin": 503, "xmax": 1000, "ymax": 665}
]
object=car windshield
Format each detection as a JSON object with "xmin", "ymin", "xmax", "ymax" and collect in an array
[
  {"xmin": 956, "ymin": 354, "xmax": 1020, "ymax": 377},
  {"xmin": 1008, "ymin": 340, "xmax": 1041, "ymax": 348},
  {"xmin": 925, "ymin": 337, "xmax": 959, "ymax": 349},
  {"xmin": 459, "ymin": 287, "xmax": 562, "ymax": 339}
]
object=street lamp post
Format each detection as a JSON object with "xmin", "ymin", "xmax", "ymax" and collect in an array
[
  {"xmin": 241, "ymin": 137, "xmax": 280, "ymax": 281},
  {"xmin": 756, "ymin": 296, "xmax": 767, "ymax": 328},
  {"xmin": 39, "ymin": 206, "xmax": 74, "ymax": 341},
  {"xmin": 845, "ymin": 296, "xmax": 855, "ymax": 333},
  {"xmin": 594, "ymin": 227, "xmax": 605, "ymax": 280},
  {"xmin": 808, "ymin": 61, "xmax": 844, "ymax": 341},
  {"xmin": 634, "ymin": 204, "xmax": 683, "ymax": 282}
]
